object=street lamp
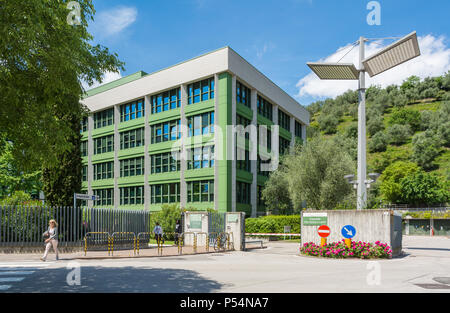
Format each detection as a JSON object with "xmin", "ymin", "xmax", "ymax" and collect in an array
[
  {"xmin": 307, "ymin": 31, "xmax": 420, "ymax": 210},
  {"xmin": 344, "ymin": 172, "xmax": 380, "ymax": 190}
]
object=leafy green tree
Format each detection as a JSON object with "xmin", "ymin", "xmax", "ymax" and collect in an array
[
  {"xmin": 411, "ymin": 131, "xmax": 441, "ymax": 170},
  {"xmin": 386, "ymin": 124, "xmax": 412, "ymax": 145},
  {"xmin": 317, "ymin": 114, "xmax": 338, "ymax": 134},
  {"xmin": 281, "ymin": 137, "xmax": 355, "ymax": 210},
  {"xmin": 0, "ymin": 0, "xmax": 124, "ymax": 171},
  {"xmin": 261, "ymin": 169, "xmax": 293, "ymax": 214},
  {"xmin": 400, "ymin": 171, "xmax": 449, "ymax": 206},
  {"xmin": 379, "ymin": 161, "xmax": 419, "ymax": 204},
  {"xmin": 367, "ymin": 114, "xmax": 385, "ymax": 137},
  {"xmin": 369, "ymin": 131, "xmax": 388, "ymax": 153},
  {"xmin": 388, "ymin": 108, "xmax": 421, "ymax": 131}
]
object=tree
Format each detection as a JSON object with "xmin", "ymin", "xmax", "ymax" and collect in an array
[
  {"xmin": 317, "ymin": 114, "xmax": 338, "ymax": 134},
  {"xmin": 400, "ymin": 171, "xmax": 449, "ymax": 206},
  {"xmin": 388, "ymin": 108, "xmax": 421, "ymax": 132},
  {"xmin": 411, "ymin": 131, "xmax": 441, "ymax": 170},
  {"xmin": 261, "ymin": 169, "xmax": 293, "ymax": 214},
  {"xmin": 369, "ymin": 131, "xmax": 388, "ymax": 153},
  {"xmin": 0, "ymin": 0, "xmax": 124, "ymax": 171},
  {"xmin": 281, "ymin": 137, "xmax": 355, "ymax": 210},
  {"xmin": 379, "ymin": 161, "xmax": 419, "ymax": 204},
  {"xmin": 367, "ymin": 114, "xmax": 385, "ymax": 137},
  {"xmin": 386, "ymin": 124, "xmax": 412, "ymax": 145}
]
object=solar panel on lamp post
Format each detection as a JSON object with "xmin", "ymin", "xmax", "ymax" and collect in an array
[{"xmin": 306, "ymin": 32, "xmax": 420, "ymax": 210}]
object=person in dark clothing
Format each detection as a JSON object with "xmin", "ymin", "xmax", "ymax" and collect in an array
[{"xmin": 174, "ymin": 219, "xmax": 182, "ymax": 245}]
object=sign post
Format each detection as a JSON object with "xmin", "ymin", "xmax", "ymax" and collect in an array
[
  {"xmin": 341, "ymin": 225, "xmax": 356, "ymax": 248},
  {"xmin": 73, "ymin": 193, "xmax": 99, "ymax": 209},
  {"xmin": 317, "ymin": 225, "xmax": 330, "ymax": 247}
]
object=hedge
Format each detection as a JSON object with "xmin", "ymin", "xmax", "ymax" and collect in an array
[{"xmin": 245, "ymin": 215, "xmax": 300, "ymax": 234}]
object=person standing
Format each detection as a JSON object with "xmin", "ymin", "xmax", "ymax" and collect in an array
[
  {"xmin": 153, "ymin": 222, "xmax": 163, "ymax": 245},
  {"xmin": 41, "ymin": 220, "xmax": 59, "ymax": 261},
  {"xmin": 174, "ymin": 219, "xmax": 182, "ymax": 245}
]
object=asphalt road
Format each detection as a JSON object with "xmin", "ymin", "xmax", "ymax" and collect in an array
[{"xmin": 0, "ymin": 236, "xmax": 449, "ymax": 293}]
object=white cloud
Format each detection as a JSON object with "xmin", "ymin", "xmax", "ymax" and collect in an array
[
  {"xmin": 82, "ymin": 71, "xmax": 122, "ymax": 91},
  {"xmin": 296, "ymin": 34, "xmax": 450, "ymax": 100},
  {"xmin": 92, "ymin": 6, "xmax": 138, "ymax": 38}
]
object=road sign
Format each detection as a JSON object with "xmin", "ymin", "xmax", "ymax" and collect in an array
[
  {"xmin": 303, "ymin": 213, "xmax": 328, "ymax": 226},
  {"xmin": 74, "ymin": 193, "xmax": 99, "ymax": 201},
  {"xmin": 317, "ymin": 225, "xmax": 330, "ymax": 238},
  {"xmin": 341, "ymin": 225, "xmax": 356, "ymax": 239}
]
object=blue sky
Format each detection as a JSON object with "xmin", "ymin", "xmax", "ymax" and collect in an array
[{"xmin": 87, "ymin": 0, "xmax": 450, "ymax": 106}]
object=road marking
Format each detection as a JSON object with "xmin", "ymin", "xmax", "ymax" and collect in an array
[
  {"xmin": 0, "ymin": 262, "xmax": 53, "ymax": 268},
  {"xmin": 0, "ymin": 285, "xmax": 12, "ymax": 291},
  {"xmin": 0, "ymin": 277, "xmax": 25, "ymax": 283}
]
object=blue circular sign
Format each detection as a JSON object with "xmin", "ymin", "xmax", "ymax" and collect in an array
[{"xmin": 341, "ymin": 225, "xmax": 356, "ymax": 239}]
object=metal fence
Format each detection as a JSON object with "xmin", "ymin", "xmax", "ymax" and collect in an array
[{"xmin": 0, "ymin": 206, "xmax": 151, "ymax": 248}]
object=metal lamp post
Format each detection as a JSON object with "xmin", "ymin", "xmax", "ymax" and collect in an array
[{"xmin": 307, "ymin": 31, "xmax": 421, "ymax": 210}]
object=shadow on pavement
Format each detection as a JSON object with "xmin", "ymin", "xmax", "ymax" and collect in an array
[{"xmin": 6, "ymin": 266, "xmax": 224, "ymax": 293}]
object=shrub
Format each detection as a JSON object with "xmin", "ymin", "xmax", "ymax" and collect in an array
[
  {"xmin": 245, "ymin": 215, "xmax": 300, "ymax": 235},
  {"xmin": 388, "ymin": 108, "xmax": 421, "ymax": 131},
  {"xmin": 367, "ymin": 114, "xmax": 384, "ymax": 137},
  {"xmin": 300, "ymin": 240, "xmax": 392, "ymax": 259},
  {"xmin": 318, "ymin": 114, "xmax": 338, "ymax": 134},
  {"xmin": 400, "ymin": 171, "xmax": 449, "ymax": 206},
  {"xmin": 386, "ymin": 124, "xmax": 412, "ymax": 145},
  {"xmin": 369, "ymin": 131, "xmax": 388, "ymax": 153},
  {"xmin": 150, "ymin": 204, "xmax": 183, "ymax": 239},
  {"xmin": 411, "ymin": 131, "xmax": 441, "ymax": 170}
]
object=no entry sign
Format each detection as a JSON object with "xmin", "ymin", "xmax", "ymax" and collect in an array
[{"xmin": 317, "ymin": 225, "xmax": 330, "ymax": 238}]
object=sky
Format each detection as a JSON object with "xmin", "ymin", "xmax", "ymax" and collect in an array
[{"xmin": 85, "ymin": 0, "xmax": 450, "ymax": 107}]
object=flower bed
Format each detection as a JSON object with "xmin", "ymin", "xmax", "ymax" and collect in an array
[{"xmin": 300, "ymin": 240, "xmax": 392, "ymax": 259}]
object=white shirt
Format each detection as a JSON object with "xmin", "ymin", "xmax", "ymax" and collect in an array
[{"xmin": 153, "ymin": 225, "xmax": 162, "ymax": 235}]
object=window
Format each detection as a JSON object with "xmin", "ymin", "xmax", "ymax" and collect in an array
[
  {"xmin": 236, "ymin": 115, "xmax": 251, "ymax": 140},
  {"xmin": 151, "ymin": 119, "xmax": 180, "ymax": 144},
  {"xmin": 94, "ymin": 108, "xmax": 114, "ymax": 129},
  {"xmin": 120, "ymin": 128, "xmax": 145, "ymax": 150},
  {"xmin": 187, "ymin": 112, "xmax": 214, "ymax": 136},
  {"xmin": 120, "ymin": 157, "xmax": 145, "ymax": 177},
  {"xmin": 93, "ymin": 189, "xmax": 114, "ymax": 206},
  {"xmin": 257, "ymin": 155, "xmax": 271, "ymax": 177},
  {"xmin": 150, "ymin": 152, "xmax": 180, "ymax": 174},
  {"xmin": 188, "ymin": 77, "xmax": 215, "ymax": 104},
  {"xmin": 279, "ymin": 136, "xmax": 291, "ymax": 155},
  {"xmin": 257, "ymin": 96, "xmax": 273, "ymax": 121},
  {"xmin": 258, "ymin": 126, "xmax": 271, "ymax": 151},
  {"xmin": 236, "ymin": 148, "xmax": 250, "ymax": 172},
  {"xmin": 187, "ymin": 145, "xmax": 214, "ymax": 170},
  {"xmin": 278, "ymin": 110, "xmax": 291, "ymax": 131},
  {"xmin": 237, "ymin": 81, "xmax": 251, "ymax": 108},
  {"xmin": 93, "ymin": 161, "xmax": 114, "ymax": 180},
  {"xmin": 81, "ymin": 117, "xmax": 88, "ymax": 133},
  {"xmin": 295, "ymin": 121, "xmax": 303, "ymax": 139},
  {"xmin": 187, "ymin": 180, "xmax": 214, "ymax": 203},
  {"xmin": 81, "ymin": 141, "xmax": 88, "ymax": 157},
  {"xmin": 120, "ymin": 99, "xmax": 145, "ymax": 122},
  {"xmin": 150, "ymin": 183, "xmax": 180, "ymax": 204},
  {"xmin": 151, "ymin": 88, "xmax": 180, "ymax": 114},
  {"xmin": 82, "ymin": 166, "xmax": 88, "ymax": 182},
  {"xmin": 236, "ymin": 181, "xmax": 251, "ymax": 204},
  {"xmin": 257, "ymin": 185, "xmax": 266, "ymax": 208},
  {"xmin": 94, "ymin": 135, "xmax": 114, "ymax": 155},
  {"xmin": 120, "ymin": 186, "xmax": 144, "ymax": 205}
]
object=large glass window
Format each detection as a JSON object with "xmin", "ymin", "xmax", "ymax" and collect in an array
[
  {"xmin": 120, "ymin": 157, "xmax": 144, "ymax": 177},
  {"xmin": 187, "ymin": 145, "xmax": 214, "ymax": 170},
  {"xmin": 93, "ymin": 189, "xmax": 114, "ymax": 206},
  {"xmin": 120, "ymin": 99, "xmax": 145, "ymax": 122},
  {"xmin": 279, "ymin": 136, "xmax": 291, "ymax": 155},
  {"xmin": 94, "ymin": 108, "xmax": 114, "ymax": 129},
  {"xmin": 258, "ymin": 126, "xmax": 272, "ymax": 151},
  {"xmin": 81, "ymin": 141, "xmax": 88, "ymax": 157},
  {"xmin": 151, "ymin": 88, "xmax": 180, "ymax": 114},
  {"xmin": 93, "ymin": 161, "xmax": 114, "ymax": 180},
  {"xmin": 257, "ymin": 96, "xmax": 273, "ymax": 121},
  {"xmin": 237, "ymin": 81, "xmax": 251, "ymax": 108},
  {"xmin": 236, "ymin": 148, "xmax": 250, "ymax": 172},
  {"xmin": 236, "ymin": 181, "xmax": 251, "ymax": 204},
  {"xmin": 188, "ymin": 78, "xmax": 215, "ymax": 104},
  {"xmin": 278, "ymin": 110, "xmax": 291, "ymax": 131},
  {"xmin": 81, "ymin": 117, "xmax": 88, "ymax": 133},
  {"xmin": 150, "ymin": 183, "xmax": 180, "ymax": 204},
  {"xmin": 187, "ymin": 112, "xmax": 214, "ymax": 137},
  {"xmin": 150, "ymin": 152, "xmax": 180, "ymax": 174},
  {"xmin": 295, "ymin": 121, "xmax": 303, "ymax": 139},
  {"xmin": 236, "ymin": 115, "xmax": 251, "ymax": 140},
  {"xmin": 94, "ymin": 135, "xmax": 114, "ymax": 155},
  {"xmin": 151, "ymin": 119, "xmax": 181, "ymax": 144},
  {"xmin": 187, "ymin": 180, "xmax": 214, "ymax": 203},
  {"xmin": 120, "ymin": 128, "xmax": 145, "ymax": 150},
  {"xmin": 120, "ymin": 186, "xmax": 144, "ymax": 205},
  {"xmin": 82, "ymin": 165, "xmax": 88, "ymax": 182}
]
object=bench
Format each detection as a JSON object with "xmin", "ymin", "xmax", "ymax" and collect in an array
[{"xmin": 244, "ymin": 240, "xmax": 265, "ymax": 250}]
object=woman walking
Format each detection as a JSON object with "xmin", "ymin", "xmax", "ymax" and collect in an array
[{"xmin": 41, "ymin": 219, "xmax": 59, "ymax": 261}]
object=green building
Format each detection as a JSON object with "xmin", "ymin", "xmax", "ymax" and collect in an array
[{"xmin": 81, "ymin": 47, "xmax": 310, "ymax": 216}]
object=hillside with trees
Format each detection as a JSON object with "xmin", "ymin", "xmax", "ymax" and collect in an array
[{"xmin": 262, "ymin": 73, "xmax": 450, "ymax": 212}]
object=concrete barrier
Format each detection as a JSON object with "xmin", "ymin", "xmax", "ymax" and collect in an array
[{"xmin": 301, "ymin": 209, "xmax": 402, "ymax": 256}]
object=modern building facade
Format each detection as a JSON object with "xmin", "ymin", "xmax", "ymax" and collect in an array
[{"xmin": 80, "ymin": 47, "xmax": 310, "ymax": 216}]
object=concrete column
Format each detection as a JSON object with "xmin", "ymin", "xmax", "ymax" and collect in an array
[
  {"xmin": 180, "ymin": 84, "xmax": 188, "ymax": 209},
  {"xmin": 144, "ymin": 95, "xmax": 151, "ymax": 210},
  {"xmin": 87, "ymin": 115, "xmax": 94, "ymax": 198},
  {"xmin": 213, "ymin": 74, "xmax": 220, "ymax": 211},
  {"xmin": 290, "ymin": 116, "xmax": 295, "ymax": 152},
  {"xmin": 114, "ymin": 105, "xmax": 120, "ymax": 209},
  {"xmin": 271, "ymin": 105, "xmax": 279, "ymax": 171},
  {"xmin": 301, "ymin": 123, "xmax": 307, "ymax": 143},
  {"xmin": 231, "ymin": 75, "xmax": 237, "ymax": 212},
  {"xmin": 250, "ymin": 89, "xmax": 258, "ymax": 217}
]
